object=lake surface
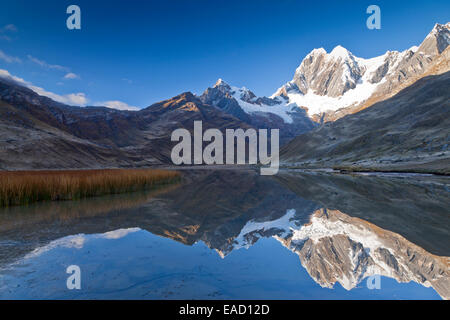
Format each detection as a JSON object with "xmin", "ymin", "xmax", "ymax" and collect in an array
[{"xmin": 0, "ymin": 169, "xmax": 449, "ymax": 300}]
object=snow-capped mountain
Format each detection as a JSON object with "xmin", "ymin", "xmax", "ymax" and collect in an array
[
  {"xmin": 201, "ymin": 78, "xmax": 295, "ymax": 123},
  {"xmin": 198, "ymin": 21, "xmax": 449, "ymax": 148},
  {"xmin": 272, "ymin": 22, "xmax": 450, "ymax": 121},
  {"xmin": 200, "ymin": 23, "xmax": 449, "ymax": 125},
  {"xmin": 272, "ymin": 46, "xmax": 416, "ymax": 117},
  {"xmin": 200, "ymin": 78, "xmax": 316, "ymax": 144}
]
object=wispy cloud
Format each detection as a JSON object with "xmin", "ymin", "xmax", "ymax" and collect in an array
[
  {"xmin": 0, "ymin": 69, "xmax": 89, "ymax": 106},
  {"xmin": 0, "ymin": 24, "xmax": 18, "ymax": 41},
  {"xmin": 0, "ymin": 50, "xmax": 21, "ymax": 63},
  {"xmin": 28, "ymin": 55, "xmax": 83, "ymax": 81},
  {"xmin": 64, "ymin": 72, "xmax": 80, "ymax": 80},
  {"xmin": 97, "ymin": 100, "xmax": 139, "ymax": 111},
  {"xmin": 27, "ymin": 55, "xmax": 70, "ymax": 72}
]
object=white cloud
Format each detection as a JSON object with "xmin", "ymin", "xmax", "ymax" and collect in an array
[
  {"xmin": 29, "ymin": 86, "xmax": 88, "ymax": 106},
  {"xmin": 98, "ymin": 100, "xmax": 139, "ymax": 111},
  {"xmin": 28, "ymin": 55, "xmax": 82, "ymax": 82},
  {"xmin": 27, "ymin": 55, "xmax": 69, "ymax": 72},
  {"xmin": 0, "ymin": 68, "xmax": 89, "ymax": 106},
  {"xmin": 0, "ymin": 24, "xmax": 17, "ymax": 41},
  {"xmin": 0, "ymin": 50, "xmax": 21, "ymax": 63},
  {"xmin": 64, "ymin": 72, "xmax": 80, "ymax": 80},
  {"xmin": 0, "ymin": 69, "xmax": 27, "ymax": 84}
]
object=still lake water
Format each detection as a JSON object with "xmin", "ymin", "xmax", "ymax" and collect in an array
[{"xmin": 0, "ymin": 169, "xmax": 449, "ymax": 299}]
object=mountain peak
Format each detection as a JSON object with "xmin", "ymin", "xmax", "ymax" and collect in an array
[
  {"xmin": 431, "ymin": 22, "xmax": 450, "ymax": 34},
  {"xmin": 214, "ymin": 78, "xmax": 231, "ymax": 89},
  {"xmin": 419, "ymin": 22, "xmax": 450, "ymax": 55},
  {"xmin": 428, "ymin": 22, "xmax": 450, "ymax": 42},
  {"xmin": 307, "ymin": 47, "xmax": 327, "ymax": 57},
  {"xmin": 408, "ymin": 45, "xmax": 419, "ymax": 53},
  {"xmin": 328, "ymin": 45, "xmax": 353, "ymax": 60},
  {"xmin": 174, "ymin": 91, "xmax": 198, "ymax": 101}
]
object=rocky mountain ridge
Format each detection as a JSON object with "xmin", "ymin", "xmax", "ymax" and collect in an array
[{"xmin": 0, "ymin": 81, "xmax": 251, "ymax": 169}]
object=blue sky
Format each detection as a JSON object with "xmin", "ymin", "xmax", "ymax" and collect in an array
[{"xmin": 0, "ymin": 0, "xmax": 449, "ymax": 109}]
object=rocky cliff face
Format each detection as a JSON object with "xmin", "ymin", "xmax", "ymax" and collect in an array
[{"xmin": 288, "ymin": 46, "xmax": 365, "ymax": 97}]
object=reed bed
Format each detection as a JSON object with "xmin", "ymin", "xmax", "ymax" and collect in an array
[{"xmin": 0, "ymin": 169, "xmax": 181, "ymax": 207}]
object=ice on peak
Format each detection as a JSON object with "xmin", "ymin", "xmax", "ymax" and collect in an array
[
  {"xmin": 210, "ymin": 78, "xmax": 295, "ymax": 123},
  {"xmin": 305, "ymin": 45, "xmax": 356, "ymax": 63},
  {"xmin": 307, "ymin": 47, "xmax": 327, "ymax": 57},
  {"xmin": 214, "ymin": 78, "xmax": 229, "ymax": 87},
  {"xmin": 213, "ymin": 79, "xmax": 251, "ymax": 96},
  {"xmin": 328, "ymin": 45, "xmax": 353, "ymax": 60}
]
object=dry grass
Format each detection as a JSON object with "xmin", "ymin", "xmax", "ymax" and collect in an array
[{"xmin": 0, "ymin": 169, "xmax": 181, "ymax": 207}]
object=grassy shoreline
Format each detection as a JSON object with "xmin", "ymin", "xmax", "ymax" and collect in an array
[{"xmin": 0, "ymin": 169, "xmax": 181, "ymax": 207}]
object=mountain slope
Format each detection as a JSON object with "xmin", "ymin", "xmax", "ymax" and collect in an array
[
  {"xmin": 280, "ymin": 66, "xmax": 450, "ymax": 174},
  {"xmin": 0, "ymin": 79, "xmax": 251, "ymax": 169},
  {"xmin": 0, "ymin": 98, "xmax": 145, "ymax": 169}
]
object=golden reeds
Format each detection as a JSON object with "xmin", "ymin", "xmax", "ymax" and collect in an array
[{"xmin": 0, "ymin": 169, "xmax": 181, "ymax": 207}]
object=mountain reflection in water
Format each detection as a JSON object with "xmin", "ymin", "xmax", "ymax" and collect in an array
[{"xmin": 0, "ymin": 169, "xmax": 448, "ymax": 299}]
